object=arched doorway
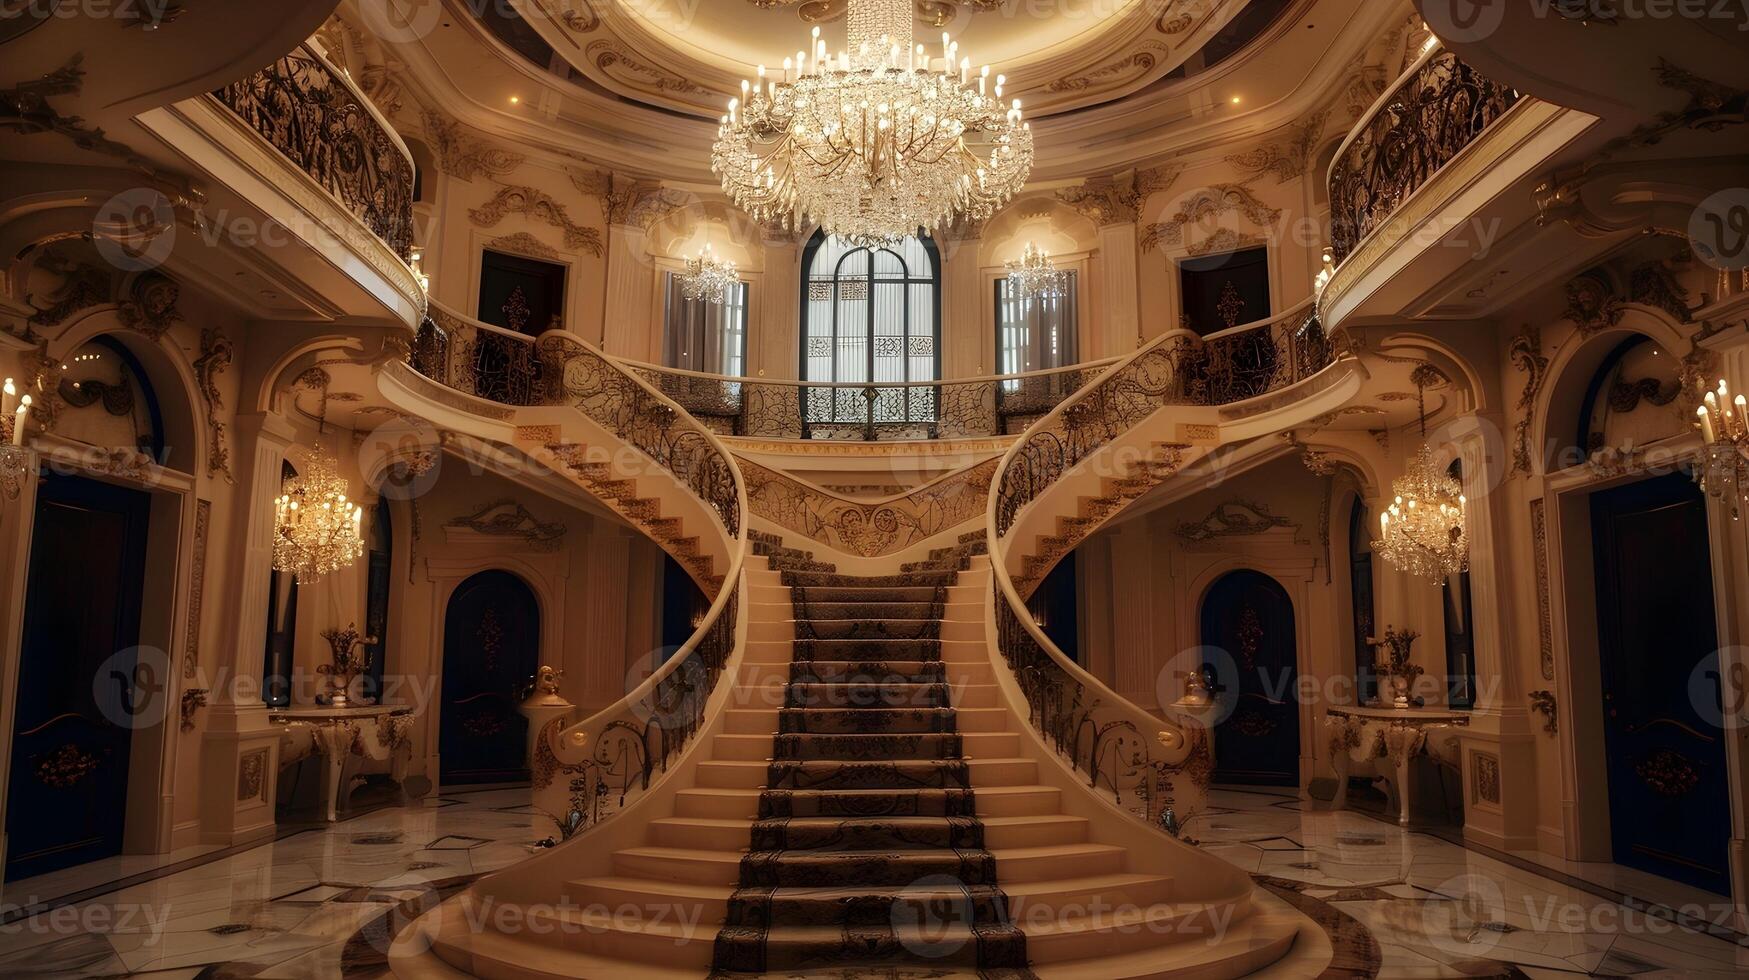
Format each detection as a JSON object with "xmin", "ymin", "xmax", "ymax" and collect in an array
[
  {"xmin": 1590, "ymin": 472, "xmax": 1731, "ymax": 893},
  {"xmin": 440, "ymin": 570, "xmax": 540, "ymax": 785},
  {"xmin": 1201, "ymin": 569, "xmax": 1300, "ymax": 787}
]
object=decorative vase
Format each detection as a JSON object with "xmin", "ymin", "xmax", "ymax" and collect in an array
[
  {"xmin": 1388, "ymin": 674, "xmax": 1412, "ymax": 708},
  {"xmin": 318, "ymin": 623, "xmax": 376, "ymax": 707}
]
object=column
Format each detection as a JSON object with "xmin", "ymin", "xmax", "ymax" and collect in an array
[
  {"xmin": 1449, "ymin": 412, "xmax": 1538, "ymax": 851},
  {"xmin": 602, "ymin": 222, "xmax": 655, "ymax": 359},
  {"xmin": 0, "ymin": 451, "xmax": 42, "ymax": 887},
  {"xmin": 1109, "ymin": 523, "xmax": 1157, "ymax": 705},
  {"xmin": 940, "ymin": 229, "xmax": 985, "ymax": 377},
  {"xmin": 583, "ymin": 525, "xmax": 632, "ymax": 709},
  {"xmin": 758, "ymin": 232, "xmax": 801, "ymax": 379},
  {"xmin": 1096, "ymin": 221, "xmax": 1140, "ymax": 359},
  {"xmin": 199, "ymin": 412, "xmax": 295, "ymax": 845}
]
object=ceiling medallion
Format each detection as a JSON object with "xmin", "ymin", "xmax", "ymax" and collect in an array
[
  {"xmin": 273, "ymin": 443, "xmax": 365, "ymax": 583},
  {"xmin": 1373, "ymin": 380, "xmax": 1467, "ymax": 582},
  {"xmin": 680, "ymin": 243, "xmax": 740, "ymax": 303},
  {"xmin": 713, "ymin": 0, "xmax": 1033, "ymax": 245},
  {"xmin": 1004, "ymin": 242, "xmax": 1068, "ymax": 299}
]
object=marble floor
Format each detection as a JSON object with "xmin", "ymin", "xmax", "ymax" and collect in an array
[
  {"xmin": 1191, "ymin": 787, "xmax": 1749, "ymax": 979},
  {"xmin": 0, "ymin": 785, "xmax": 1744, "ymax": 978}
]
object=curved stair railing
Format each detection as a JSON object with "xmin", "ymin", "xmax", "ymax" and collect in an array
[
  {"xmin": 739, "ymin": 455, "xmax": 999, "ymax": 559},
  {"xmin": 984, "ymin": 299, "xmax": 1345, "ymax": 830},
  {"xmin": 623, "ymin": 355, "xmax": 1121, "ymax": 440},
  {"xmin": 397, "ymin": 299, "xmax": 750, "ymax": 839}
]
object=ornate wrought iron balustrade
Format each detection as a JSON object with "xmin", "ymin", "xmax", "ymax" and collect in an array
[
  {"xmin": 1328, "ymin": 47, "xmax": 1520, "ymax": 263},
  {"xmin": 627, "ymin": 361, "xmax": 1115, "ymax": 442},
  {"xmin": 532, "ymin": 579, "xmax": 740, "ymax": 839},
  {"xmin": 996, "ymin": 306, "xmax": 1329, "ymax": 536},
  {"xmin": 741, "ymin": 457, "xmax": 998, "ymax": 558},
  {"xmin": 213, "ymin": 44, "xmax": 416, "ymax": 260}
]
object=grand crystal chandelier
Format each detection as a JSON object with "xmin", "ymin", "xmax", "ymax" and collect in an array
[
  {"xmin": 711, "ymin": 0, "xmax": 1033, "ymax": 244},
  {"xmin": 1005, "ymin": 242, "xmax": 1069, "ymax": 299},
  {"xmin": 680, "ymin": 243, "xmax": 739, "ymax": 303},
  {"xmin": 273, "ymin": 444, "xmax": 364, "ymax": 583},
  {"xmin": 1374, "ymin": 381, "xmax": 1468, "ymax": 582}
]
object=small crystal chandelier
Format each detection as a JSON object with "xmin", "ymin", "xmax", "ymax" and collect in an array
[
  {"xmin": 680, "ymin": 243, "xmax": 739, "ymax": 304},
  {"xmin": 1374, "ymin": 379, "xmax": 1468, "ymax": 582},
  {"xmin": 711, "ymin": 0, "xmax": 1033, "ymax": 244},
  {"xmin": 1005, "ymin": 242, "xmax": 1069, "ymax": 299},
  {"xmin": 1696, "ymin": 377, "xmax": 1749, "ymax": 519},
  {"xmin": 273, "ymin": 443, "xmax": 364, "ymax": 583}
]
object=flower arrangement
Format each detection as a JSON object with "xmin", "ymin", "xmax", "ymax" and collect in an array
[
  {"xmin": 1371, "ymin": 625, "xmax": 1423, "ymax": 707},
  {"xmin": 318, "ymin": 623, "xmax": 377, "ymax": 706}
]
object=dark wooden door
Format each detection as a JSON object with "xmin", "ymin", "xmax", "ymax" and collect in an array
[
  {"xmin": 1591, "ymin": 473, "xmax": 1731, "ymax": 893},
  {"xmin": 1202, "ymin": 570, "xmax": 1300, "ymax": 786},
  {"xmin": 5, "ymin": 475, "xmax": 151, "ymax": 881},
  {"xmin": 477, "ymin": 249, "xmax": 565, "ymax": 336},
  {"xmin": 440, "ymin": 570, "xmax": 540, "ymax": 785}
]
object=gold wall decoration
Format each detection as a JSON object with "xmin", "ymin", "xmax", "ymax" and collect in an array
[
  {"xmin": 445, "ymin": 498, "xmax": 568, "ymax": 551},
  {"xmin": 422, "ymin": 109, "xmax": 525, "ymax": 181},
  {"xmin": 1471, "ymin": 751, "xmax": 1501, "ymax": 805},
  {"xmin": 184, "ymin": 499, "xmax": 212, "ymax": 679},
  {"xmin": 36, "ymin": 743, "xmax": 102, "ymax": 789},
  {"xmin": 1530, "ymin": 498, "xmax": 1554, "ymax": 680},
  {"xmin": 1507, "ymin": 325, "xmax": 1548, "ymax": 477},
  {"xmin": 116, "ymin": 272, "xmax": 184, "ymax": 340},
  {"xmin": 237, "ymin": 748, "xmax": 267, "ymax": 802},
  {"xmin": 1141, "ymin": 183, "xmax": 1281, "ymax": 253},
  {"xmin": 1529, "ymin": 690, "xmax": 1557, "ymax": 735},
  {"xmin": 1562, "ymin": 270, "xmax": 1624, "ymax": 336},
  {"xmin": 468, "ymin": 186, "xmax": 603, "ymax": 257},
  {"xmin": 741, "ymin": 457, "xmax": 996, "ymax": 558},
  {"xmin": 586, "ymin": 39, "xmax": 708, "ymax": 97},
  {"xmin": 1174, "ymin": 499, "xmax": 1296, "ymax": 545},
  {"xmin": 1054, "ymin": 164, "xmax": 1182, "ymax": 227},
  {"xmin": 179, "ymin": 688, "xmax": 207, "ymax": 733},
  {"xmin": 1224, "ymin": 110, "xmax": 1332, "ymax": 185},
  {"xmin": 1628, "ymin": 258, "xmax": 1694, "ymax": 324},
  {"xmin": 487, "ymin": 232, "xmax": 562, "ymax": 262},
  {"xmin": 194, "ymin": 328, "xmax": 235, "ymax": 483},
  {"xmin": 22, "ymin": 249, "xmax": 112, "ymax": 330}
]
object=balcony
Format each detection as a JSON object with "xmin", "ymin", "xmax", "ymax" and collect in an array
[
  {"xmin": 1319, "ymin": 42, "xmax": 1598, "ymax": 330},
  {"xmin": 132, "ymin": 42, "xmax": 424, "ymax": 328}
]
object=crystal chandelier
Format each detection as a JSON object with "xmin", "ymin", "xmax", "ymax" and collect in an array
[
  {"xmin": 711, "ymin": 0, "xmax": 1033, "ymax": 244},
  {"xmin": 1005, "ymin": 242, "xmax": 1069, "ymax": 299},
  {"xmin": 1696, "ymin": 377, "xmax": 1749, "ymax": 519},
  {"xmin": 273, "ymin": 444, "xmax": 364, "ymax": 583},
  {"xmin": 679, "ymin": 243, "xmax": 739, "ymax": 303},
  {"xmin": 1374, "ymin": 380, "xmax": 1468, "ymax": 582}
]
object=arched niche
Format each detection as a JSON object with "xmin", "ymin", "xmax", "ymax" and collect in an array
[
  {"xmin": 977, "ymin": 199, "xmax": 1099, "ymax": 268},
  {"xmin": 49, "ymin": 312, "xmax": 202, "ymax": 476},
  {"xmin": 1534, "ymin": 308, "xmax": 1692, "ymax": 476}
]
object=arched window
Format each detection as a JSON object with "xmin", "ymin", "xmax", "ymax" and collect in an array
[
  {"xmin": 801, "ymin": 231, "xmax": 940, "ymax": 429},
  {"xmin": 263, "ymin": 459, "xmax": 299, "ymax": 708}
]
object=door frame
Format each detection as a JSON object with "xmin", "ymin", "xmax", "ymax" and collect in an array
[
  {"xmin": 1180, "ymin": 554, "xmax": 1319, "ymax": 792},
  {"xmin": 422, "ymin": 555, "xmax": 566, "ymax": 783},
  {"xmin": 1543, "ymin": 450, "xmax": 1748, "ymax": 915}
]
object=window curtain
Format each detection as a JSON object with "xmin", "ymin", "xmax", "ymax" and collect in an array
[
  {"xmin": 997, "ymin": 273, "xmax": 1079, "ymax": 377},
  {"xmin": 662, "ymin": 273, "xmax": 747, "ymax": 375}
]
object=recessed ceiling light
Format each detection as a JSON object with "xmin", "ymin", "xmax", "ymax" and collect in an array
[
  {"xmin": 1230, "ymin": 96, "xmax": 1242, "ymax": 105},
  {"xmin": 509, "ymin": 95, "xmax": 521, "ymax": 105}
]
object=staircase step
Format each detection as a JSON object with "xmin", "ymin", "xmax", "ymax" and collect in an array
[
  {"xmin": 612, "ymin": 846, "xmax": 741, "ymax": 885},
  {"xmin": 991, "ymin": 843, "xmax": 1127, "ymax": 883},
  {"xmin": 736, "ymin": 847, "xmax": 1004, "ymax": 888}
]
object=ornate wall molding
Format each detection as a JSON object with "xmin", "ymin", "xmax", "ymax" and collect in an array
[
  {"xmin": 116, "ymin": 272, "xmax": 183, "ymax": 340},
  {"xmin": 1224, "ymin": 110, "xmax": 1332, "ymax": 185},
  {"xmin": 184, "ymin": 498, "xmax": 212, "ymax": 679},
  {"xmin": 193, "ymin": 327, "xmax": 235, "ymax": 483},
  {"xmin": 1562, "ymin": 270, "xmax": 1625, "ymax": 335},
  {"xmin": 1530, "ymin": 497, "xmax": 1554, "ymax": 681},
  {"xmin": 1055, "ymin": 164, "xmax": 1182, "ymax": 227},
  {"xmin": 468, "ymin": 186, "xmax": 603, "ymax": 257},
  {"xmin": 422, "ymin": 110, "xmax": 526, "ymax": 181},
  {"xmin": 1141, "ymin": 183, "xmax": 1281, "ymax": 253},
  {"xmin": 741, "ymin": 457, "xmax": 996, "ymax": 558},
  {"xmin": 1174, "ymin": 499, "xmax": 1297, "ymax": 545},
  {"xmin": 444, "ymin": 498, "xmax": 567, "ymax": 551},
  {"xmin": 486, "ymin": 232, "xmax": 562, "ymax": 261},
  {"xmin": 1507, "ymin": 325, "xmax": 1548, "ymax": 476}
]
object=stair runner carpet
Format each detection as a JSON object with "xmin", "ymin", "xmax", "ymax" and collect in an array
[{"xmin": 712, "ymin": 541, "xmax": 1035, "ymax": 979}]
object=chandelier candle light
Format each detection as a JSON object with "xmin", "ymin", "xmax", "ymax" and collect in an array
[
  {"xmin": 680, "ymin": 243, "xmax": 739, "ymax": 304},
  {"xmin": 273, "ymin": 444, "xmax": 365, "ymax": 583},
  {"xmin": 711, "ymin": 0, "xmax": 1033, "ymax": 244},
  {"xmin": 1374, "ymin": 376, "xmax": 1468, "ymax": 582},
  {"xmin": 1697, "ymin": 377, "xmax": 1749, "ymax": 518},
  {"xmin": 1006, "ymin": 242, "xmax": 1069, "ymax": 299}
]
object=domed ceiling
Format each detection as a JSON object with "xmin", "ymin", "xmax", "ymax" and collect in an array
[{"xmin": 483, "ymin": 0, "xmax": 1299, "ymax": 118}]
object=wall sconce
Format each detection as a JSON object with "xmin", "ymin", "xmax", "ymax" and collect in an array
[{"xmin": 1697, "ymin": 377, "xmax": 1749, "ymax": 519}]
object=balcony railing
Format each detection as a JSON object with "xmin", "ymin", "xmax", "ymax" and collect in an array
[
  {"xmin": 1328, "ymin": 43, "xmax": 1520, "ymax": 263},
  {"xmin": 213, "ymin": 43, "xmax": 416, "ymax": 260},
  {"xmin": 624, "ymin": 359, "xmax": 1120, "ymax": 442}
]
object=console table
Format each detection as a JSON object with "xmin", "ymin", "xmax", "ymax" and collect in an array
[
  {"xmin": 1325, "ymin": 705, "xmax": 1469, "ymax": 826},
  {"xmin": 271, "ymin": 704, "xmax": 415, "ymax": 821}
]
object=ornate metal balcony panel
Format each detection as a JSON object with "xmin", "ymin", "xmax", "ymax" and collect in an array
[
  {"xmin": 1329, "ymin": 49, "xmax": 1520, "ymax": 263},
  {"xmin": 213, "ymin": 45, "xmax": 415, "ymax": 260}
]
